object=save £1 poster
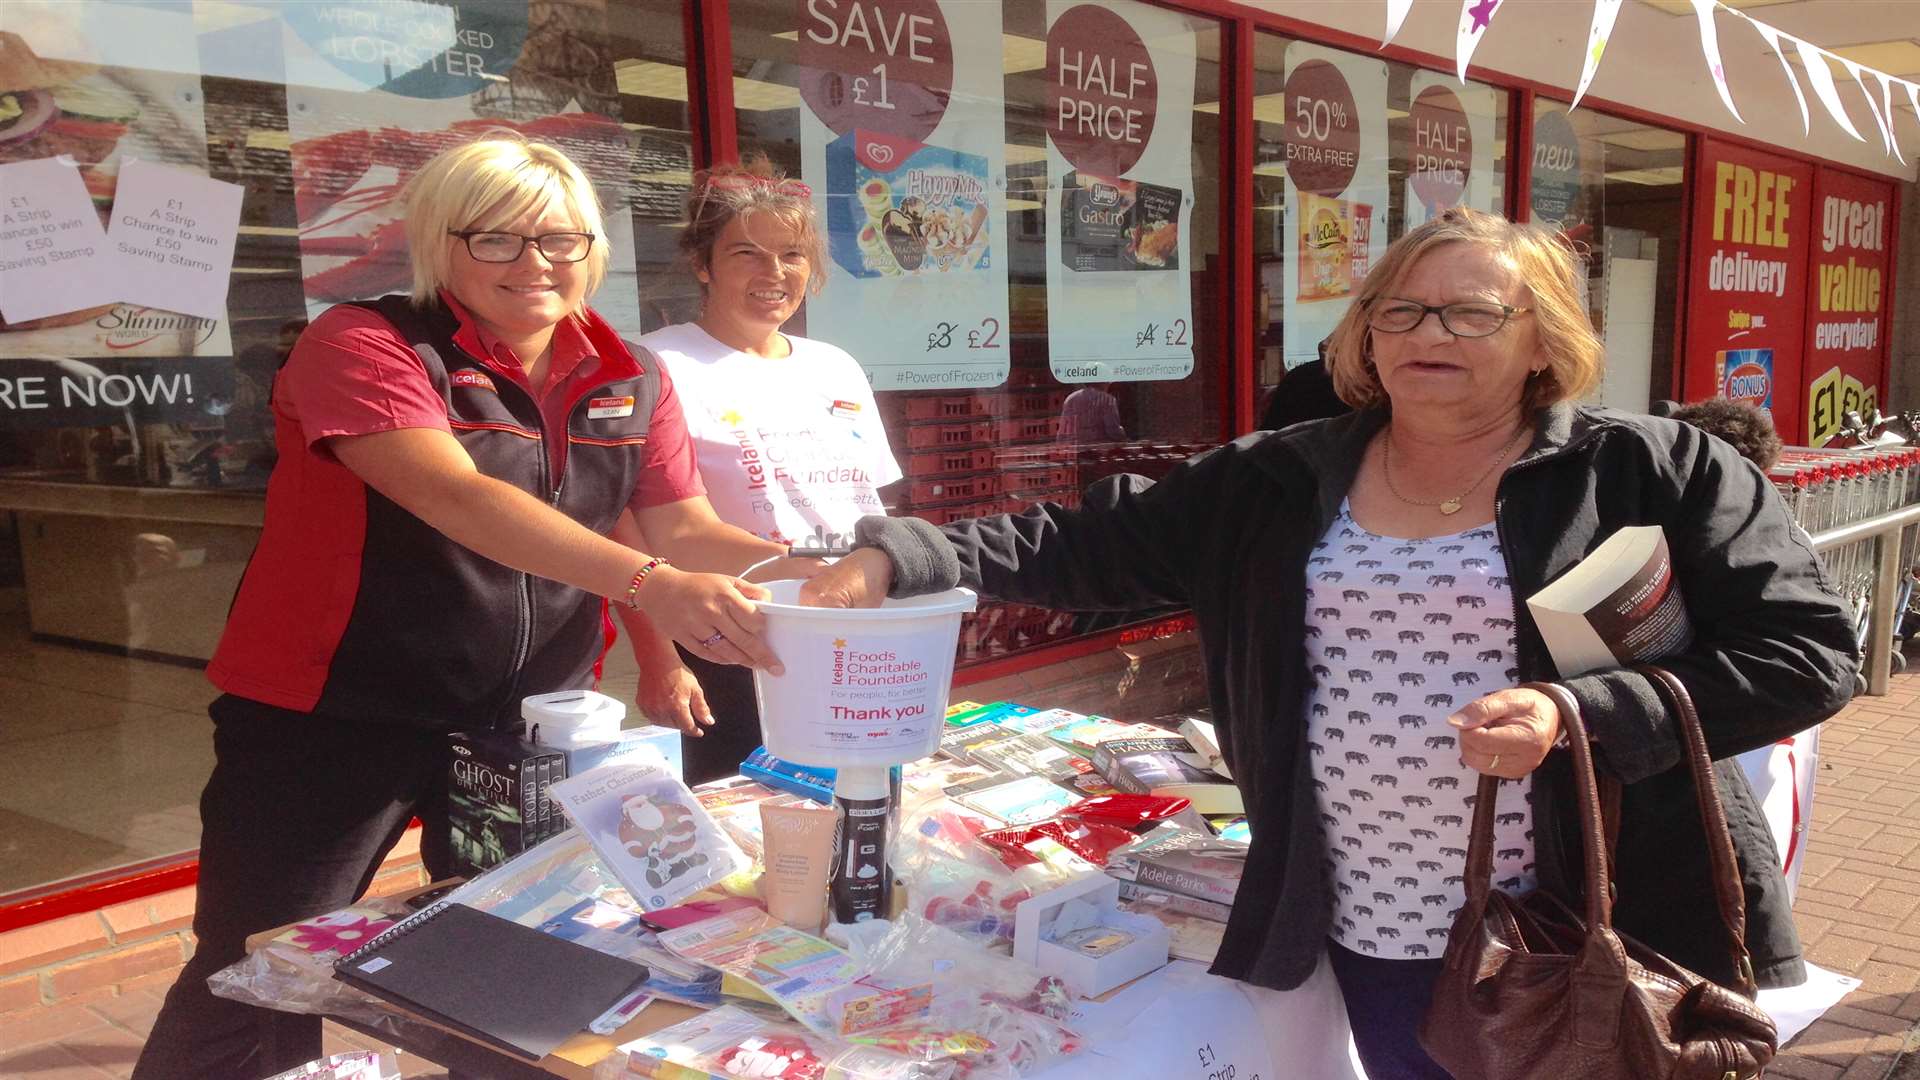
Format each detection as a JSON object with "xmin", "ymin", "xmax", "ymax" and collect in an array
[
  {"xmin": 796, "ymin": 0, "xmax": 1012, "ymax": 391},
  {"xmin": 1043, "ymin": 0, "xmax": 1198, "ymax": 385}
]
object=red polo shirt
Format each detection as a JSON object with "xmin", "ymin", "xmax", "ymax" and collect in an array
[{"xmin": 276, "ymin": 293, "xmax": 703, "ymax": 510}]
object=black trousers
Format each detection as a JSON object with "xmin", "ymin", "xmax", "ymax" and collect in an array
[
  {"xmin": 1326, "ymin": 940, "xmax": 1453, "ymax": 1080},
  {"xmin": 675, "ymin": 646, "xmax": 764, "ymax": 786},
  {"xmin": 133, "ymin": 695, "xmax": 461, "ymax": 1080}
]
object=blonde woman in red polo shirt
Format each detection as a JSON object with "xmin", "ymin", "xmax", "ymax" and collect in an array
[{"xmin": 134, "ymin": 134, "xmax": 806, "ymax": 1080}]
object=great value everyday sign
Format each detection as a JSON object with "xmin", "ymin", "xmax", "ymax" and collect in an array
[
  {"xmin": 1803, "ymin": 168, "xmax": 1894, "ymax": 447},
  {"xmin": 1682, "ymin": 139, "xmax": 1813, "ymax": 441}
]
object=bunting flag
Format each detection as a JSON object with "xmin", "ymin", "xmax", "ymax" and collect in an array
[
  {"xmin": 1793, "ymin": 35, "xmax": 1866, "ymax": 142},
  {"xmin": 1689, "ymin": 0, "xmax": 1742, "ymax": 123},
  {"xmin": 1570, "ymin": 0, "xmax": 1625, "ymax": 111},
  {"xmin": 1455, "ymin": 0, "xmax": 1502, "ymax": 83},
  {"xmin": 1383, "ymin": 0, "xmax": 1415, "ymax": 49},
  {"xmin": 1845, "ymin": 62, "xmax": 1903, "ymax": 162},
  {"xmin": 1744, "ymin": 16, "xmax": 1810, "ymax": 136}
]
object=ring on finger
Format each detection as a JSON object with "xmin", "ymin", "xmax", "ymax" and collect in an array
[{"xmin": 700, "ymin": 629, "xmax": 726, "ymax": 647}]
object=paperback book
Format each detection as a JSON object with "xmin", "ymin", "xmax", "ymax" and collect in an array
[{"xmin": 1525, "ymin": 525, "xmax": 1693, "ymax": 676}]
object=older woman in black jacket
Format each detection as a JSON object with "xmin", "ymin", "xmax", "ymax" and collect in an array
[{"xmin": 810, "ymin": 207, "xmax": 1857, "ymax": 1079}]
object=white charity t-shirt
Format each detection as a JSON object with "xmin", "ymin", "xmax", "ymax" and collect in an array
[{"xmin": 637, "ymin": 323, "xmax": 902, "ymax": 549}]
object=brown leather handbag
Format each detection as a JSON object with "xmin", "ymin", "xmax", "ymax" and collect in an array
[{"xmin": 1416, "ymin": 667, "xmax": 1778, "ymax": 1079}]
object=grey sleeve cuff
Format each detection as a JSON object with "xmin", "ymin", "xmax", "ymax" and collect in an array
[{"xmin": 853, "ymin": 516, "xmax": 961, "ymax": 598}]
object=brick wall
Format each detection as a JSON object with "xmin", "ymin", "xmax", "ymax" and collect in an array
[{"xmin": 0, "ymin": 826, "xmax": 429, "ymax": 1024}]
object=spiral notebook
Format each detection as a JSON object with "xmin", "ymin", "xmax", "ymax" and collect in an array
[{"xmin": 333, "ymin": 900, "xmax": 649, "ymax": 1061}]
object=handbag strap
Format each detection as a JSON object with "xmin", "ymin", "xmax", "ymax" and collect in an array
[
  {"xmin": 1632, "ymin": 664, "xmax": 1758, "ymax": 996},
  {"xmin": 1465, "ymin": 682, "xmax": 1611, "ymax": 931}
]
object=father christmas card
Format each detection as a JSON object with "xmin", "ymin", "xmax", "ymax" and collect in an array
[{"xmin": 551, "ymin": 751, "xmax": 749, "ymax": 911}]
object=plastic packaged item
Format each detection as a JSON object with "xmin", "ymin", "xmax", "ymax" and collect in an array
[
  {"xmin": 207, "ymin": 899, "xmax": 414, "ymax": 1021},
  {"xmin": 1061, "ymin": 794, "xmax": 1192, "ymax": 829},
  {"xmin": 894, "ymin": 800, "xmax": 1086, "ymax": 948},
  {"xmin": 839, "ymin": 913, "xmax": 1084, "ymax": 1077},
  {"xmin": 976, "ymin": 819, "xmax": 1135, "ymax": 869},
  {"xmin": 612, "ymin": 1004, "xmax": 953, "ymax": 1080},
  {"xmin": 552, "ymin": 752, "xmax": 751, "ymax": 911}
]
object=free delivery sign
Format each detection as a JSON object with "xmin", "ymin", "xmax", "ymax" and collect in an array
[{"xmin": 1683, "ymin": 139, "xmax": 1811, "ymax": 440}]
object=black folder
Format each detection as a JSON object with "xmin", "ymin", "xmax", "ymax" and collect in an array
[{"xmin": 333, "ymin": 901, "xmax": 649, "ymax": 1061}]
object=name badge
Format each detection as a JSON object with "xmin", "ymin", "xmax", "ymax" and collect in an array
[
  {"xmin": 450, "ymin": 369, "xmax": 496, "ymax": 392},
  {"xmin": 829, "ymin": 399, "xmax": 862, "ymax": 421},
  {"xmin": 588, "ymin": 395, "xmax": 636, "ymax": 420}
]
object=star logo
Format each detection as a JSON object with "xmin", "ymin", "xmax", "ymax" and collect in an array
[
  {"xmin": 1467, "ymin": 0, "xmax": 1498, "ymax": 32},
  {"xmin": 834, "ymin": 638, "xmax": 848, "ymax": 648},
  {"xmin": 720, "ymin": 410, "xmax": 744, "ymax": 426}
]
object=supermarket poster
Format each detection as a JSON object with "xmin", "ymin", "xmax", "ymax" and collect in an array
[
  {"xmin": 1682, "ymin": 138, "xmax": 1812, "ymax": 440},
  {"xmin": 796, "ymin": 0, "xmax": 1011, "ymax": 391},
  {"xmin": 278, "ymin": 1, "xmax": 646, "ymax": 335},
  {"xmin": 0, "ymin": 2, "xmax": 233, "ymax": 362},
  {"xmin": 1803, "ymin": 168, "xmax": 1893, "ymax": 447},
  {"xmin": 1042, "ymin": 0, "xmax": 1198, "ymax": 384},
  {"xmin": 1280, "ymin": 41, "xmax": 1387, "ymax": 371},
  {"xmin": 1403, "ymin": 70, "xmax": 1497, "ymax": 228}
]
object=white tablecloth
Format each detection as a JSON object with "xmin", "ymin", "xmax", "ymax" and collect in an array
[{"xmin": 1031, "ymin": 957, "xmax": 1363, "ymax": 1080}]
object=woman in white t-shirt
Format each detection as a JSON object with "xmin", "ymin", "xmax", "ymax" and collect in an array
[{"xmin": 625, "ymin": 165, "xmax": 902, "ymax": 783}]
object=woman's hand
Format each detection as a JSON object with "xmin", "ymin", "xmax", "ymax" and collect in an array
[
  {"xmin": 797, "ymin": 548, "xmax": 894, "ymax": 608},
  {"xmin": 1448, "ymin": 687, "xmax": 1563, "ymax": 779},
  {"xmin": 634, "ymin": 565, "xmax": 783, "ymax": 674},
  {"xmin": 638, "ymin": 661, "xmax": 713, "ymax": 736}
]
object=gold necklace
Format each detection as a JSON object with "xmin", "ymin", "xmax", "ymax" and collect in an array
[{"xmin": 1382, "ymin": 426, "xmax": 1529, "ymax": 515}]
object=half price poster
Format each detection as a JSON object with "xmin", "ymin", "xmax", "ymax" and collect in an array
[
  {"xmin": 796, "ymin": 0, "xmax": 1012, "ymax": 391},
  {"xmin": 1042, "ymin": 0, "xmax": 1198, "ymax": 385},
  {"xmin": 1280, "ymin": 41, "xmax": 1387, "ymax": 370},
  {"xmin": 1403, "ymin": 70, "xmax": 1497, "ymax": 227},
  {"xmin": 1803, "ymin": 169, "xmax": 1893, "ymax": 446}
]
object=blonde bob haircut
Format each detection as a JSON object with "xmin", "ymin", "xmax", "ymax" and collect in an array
[
  {"xmin": 1324, "ymin": 206, "xmax": 1602, "ymax": 413},
  {"xmin": 400, "ymin": 131, "xmax": 611, "ymax": 312}
]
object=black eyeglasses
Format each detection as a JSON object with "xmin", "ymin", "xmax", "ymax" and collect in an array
[
  {"xmin": 1366, "ymin": 300, "xmax": 1529, "ymax": 339},
  {"xmin": 448, "ymin": 230, "xmax": 595, "ymax": 264}
]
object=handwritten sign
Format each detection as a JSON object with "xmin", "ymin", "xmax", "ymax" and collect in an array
[
  {"xmin": 108, "ymin": 160, "xmax": 245, "ymax": 321},
  {"xmin": 0, "ymin": 158, "xmax": 122, "ymax": 325}
]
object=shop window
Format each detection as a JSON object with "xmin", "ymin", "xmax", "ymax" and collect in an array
[
  {"xmin": 0, "ymin": 0, "xmax": 699, "ymax": 898},
  {"xmin": 727, "ymin": 0, "xmax": 1227, "ymax": 665},
  {"xmin": 1249, "ymin": 32, "xmax": 1510, "ymax": 425},
  {"xmin": 1527, "ymin": 100, "xmax": 1686, "ymax": 411}
]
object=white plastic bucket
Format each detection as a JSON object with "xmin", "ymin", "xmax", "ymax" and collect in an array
[{"xmin": 750, "ymin": 579, "xmax": 977, "ymax": 767}]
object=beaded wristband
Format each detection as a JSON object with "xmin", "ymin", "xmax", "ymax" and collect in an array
[{"xmin": 622, "ymin": 556, "xmax": 670, "ymax": 610}]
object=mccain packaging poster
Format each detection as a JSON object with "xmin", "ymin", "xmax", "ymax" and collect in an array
[
  {"xmin": 797, "ymin": 0, "xmax": 1011, "ymax": 392},
  {"xmin": 1682, "ymin": 138, "xmax": 1812, "ymax": 441},
  {"xmin": 1279, "ymin": 41, "xmax": 1387, "ymax": 372},
  {"xmin": 1042, "ymin": 0, "xmax": 1197, "ymax": 385},
  {"xmin": 1803, "ymin": 169, "xmax": 1893, "ymax": 447}
]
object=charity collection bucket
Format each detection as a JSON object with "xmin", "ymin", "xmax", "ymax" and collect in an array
[{"xmin": 750, "ymin": 579, "xmax": 977, "ymax": 768}]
